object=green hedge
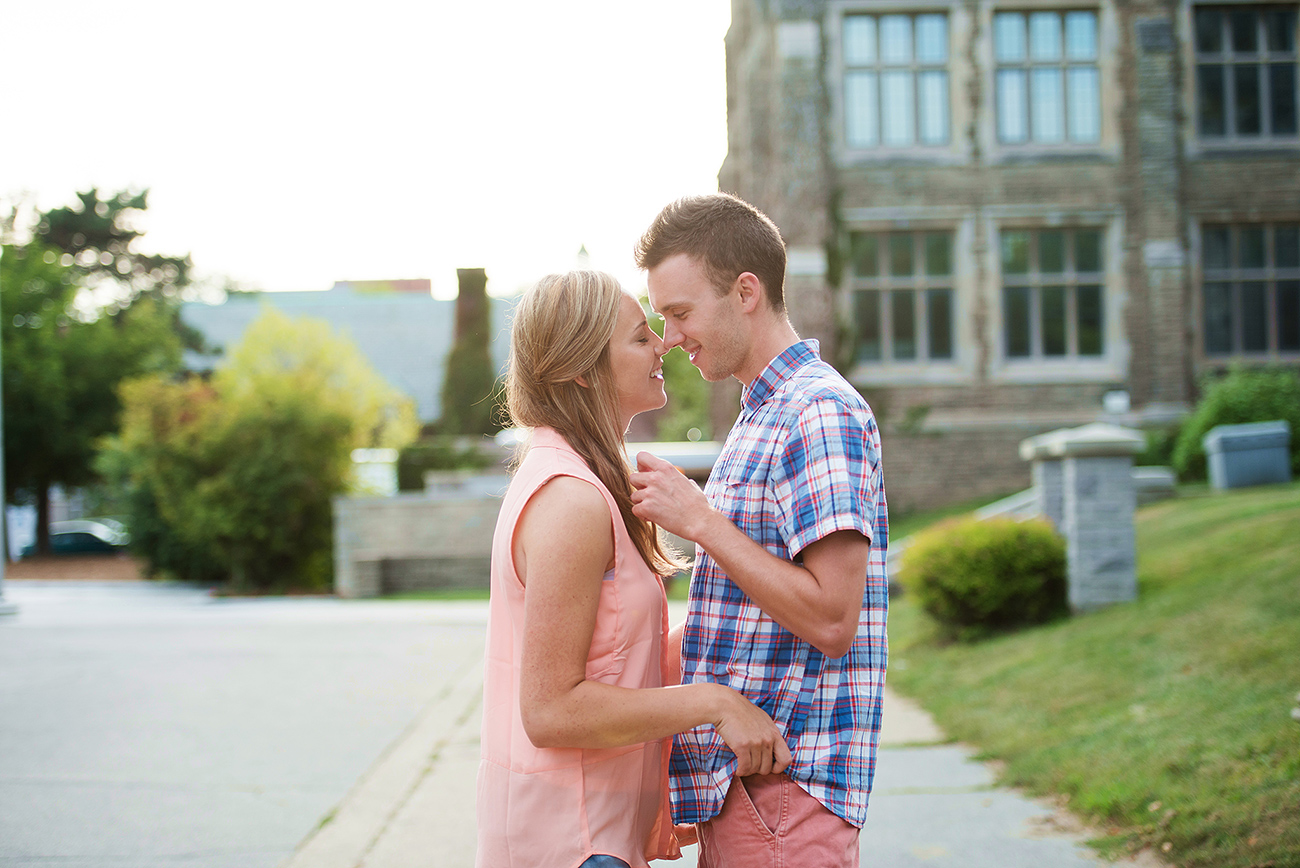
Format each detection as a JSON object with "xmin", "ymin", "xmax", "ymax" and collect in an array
[
  {"xmin": 898, "ymin": 516, "xmax": 1068, "ymax": 641},
  {"xmin": 1172, "ymin": 367, "xmax": 1300, "ymax": 481},
  {"xmin": 397, "ymin": 437, "xmax": 496, "ymax": 491}
]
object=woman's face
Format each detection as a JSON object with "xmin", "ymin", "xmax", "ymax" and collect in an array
[{"xmin": 608, "ymin": 292, "xmax": 668, "ymax": 430}]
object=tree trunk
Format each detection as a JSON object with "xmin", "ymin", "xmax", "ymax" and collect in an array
[{"xmin": 35, "ymin": 484, "xmax": 51, "ymax": 556}]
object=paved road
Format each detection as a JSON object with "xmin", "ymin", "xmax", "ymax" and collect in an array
[
  {"xmin": 1, "ymin": 581, "xmax": 1152, "ymax": 868},
  {"xmin": 0, "ymin": 581, "xmax": 488, "ymax": 868}
]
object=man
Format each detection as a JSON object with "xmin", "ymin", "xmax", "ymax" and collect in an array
[{"xmin": 629, "ymin": 193, "xmax": 888, "ymax": 868}]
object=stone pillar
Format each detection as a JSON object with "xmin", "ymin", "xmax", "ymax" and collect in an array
[{"xmin": 1021, "ymin": 423, "xmax": 1146, "ymax": 612}]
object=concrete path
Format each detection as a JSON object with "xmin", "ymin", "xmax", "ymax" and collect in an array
[{"xmin": 0, "ymin": 582, "xmax": 1154, "ymax": 868}]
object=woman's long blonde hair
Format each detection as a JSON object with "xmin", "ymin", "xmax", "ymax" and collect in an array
[{"xmin": 507, "ymin": 271, "xmax": 684, "ymax": 577}]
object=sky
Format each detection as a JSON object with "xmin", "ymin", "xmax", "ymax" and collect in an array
[{"xmin": 2, "ymin": 1, "xmax": 732, "ymax": 300}]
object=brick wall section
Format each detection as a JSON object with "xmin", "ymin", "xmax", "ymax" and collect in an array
[{"xmin": 880, "ymin": 424, "xmax": 1047, "ymax": 515}]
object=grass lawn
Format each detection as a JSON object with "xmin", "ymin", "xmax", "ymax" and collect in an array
[{"xmin": 887, "ymin": 481, "xmax": 1300, "ymax": 867}]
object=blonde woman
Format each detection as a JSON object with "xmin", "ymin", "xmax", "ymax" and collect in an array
[{"xmin": 477, "ymin": 272, "xmax": 790, "ymax": 868}]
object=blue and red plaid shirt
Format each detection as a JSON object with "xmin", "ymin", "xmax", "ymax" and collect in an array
[{"xmin": 670, "ymin": 340, "xmax": 889, "ymax": 828}]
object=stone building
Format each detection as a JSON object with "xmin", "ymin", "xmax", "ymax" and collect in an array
[{"xmin": 719, "ymin": 0, "xmax": 1299, "ymax": 511}]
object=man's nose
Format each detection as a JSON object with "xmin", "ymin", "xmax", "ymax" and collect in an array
[{"xmin": 661, "ymin": 321, "xmax": 684, "ymax": 348}]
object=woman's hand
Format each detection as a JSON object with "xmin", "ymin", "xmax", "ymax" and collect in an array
[{"xmin": 705, "ymin": 683, "xmax": 792, "ymax": 777}]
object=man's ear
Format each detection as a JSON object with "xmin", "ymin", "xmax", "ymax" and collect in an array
[{"xmin": 735, "ymin": 272, "xmax": 764, "ymax": 313}]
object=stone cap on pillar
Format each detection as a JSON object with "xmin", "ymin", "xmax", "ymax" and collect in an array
[{"xmin": 1020, "ymin": 422, "xmax": 1146, "ymax": 461}]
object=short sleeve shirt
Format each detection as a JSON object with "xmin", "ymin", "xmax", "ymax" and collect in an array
[{"xmin": 669, "ymin": 340, "xmax": 889, "ymax": 828}]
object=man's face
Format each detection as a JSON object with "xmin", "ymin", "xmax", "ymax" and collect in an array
[{"xmin": 646, "ymin": 253, "xmax": 748, "ymax": 383}]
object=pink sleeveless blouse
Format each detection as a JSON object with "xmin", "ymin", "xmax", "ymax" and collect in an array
[{"xmin": 476, "ymin": 428, "xmax": 681, "ymax": 867}]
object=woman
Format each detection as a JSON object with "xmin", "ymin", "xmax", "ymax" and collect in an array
[{"xmin": 476, "ymin": 272, "xmax": 790, "ymax": 868}]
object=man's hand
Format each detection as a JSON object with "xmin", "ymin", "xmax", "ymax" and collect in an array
[{"xmin": 630, "ymin": 452, "xmax": 715, "ymax": 541}]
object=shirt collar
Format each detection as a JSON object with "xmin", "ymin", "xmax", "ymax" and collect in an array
[{"xmin": 741, "ymin": 340, "xmax": 821, "ymax": 415}]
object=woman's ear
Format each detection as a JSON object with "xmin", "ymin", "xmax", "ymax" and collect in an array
[{"xmin": 574, "ymin": 374, "xmax": 589, "ymax": 388}]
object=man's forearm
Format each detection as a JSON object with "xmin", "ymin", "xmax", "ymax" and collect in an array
[{"xmin": 691, "ymin": 510, "xmax": 863, "ymax": 658}]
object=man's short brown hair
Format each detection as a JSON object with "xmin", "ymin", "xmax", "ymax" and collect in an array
[{"xmin": 634, "ymin": 193, "xmax": 787, "ymax": 313}]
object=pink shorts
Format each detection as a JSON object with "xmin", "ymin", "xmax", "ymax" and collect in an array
[{"xmin": 696, "ymin": 773, "xmax": 860, "ymax": 868}]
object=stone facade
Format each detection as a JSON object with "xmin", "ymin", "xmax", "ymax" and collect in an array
[{"xmin": 718, "ymin": 0, "xmax": 1300, "ymax": 511}]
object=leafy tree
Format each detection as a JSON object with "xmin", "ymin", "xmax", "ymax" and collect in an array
[
  {"xmin": 35, "ymin": 188, "xmax": 193, "ymax": 303},
  {"xmin": 654, "ymin": 345, "xmax": 712, "ymax": 441},
  {"xmin": 1, "ymin": 243, "xmax": 182, "ymax": 553},
  {"xmin": 106, "ymin": 309, "xmax": 419, "ymax": 590},
  {"xmin": 646, "ymin": 306, "xmax": 712, "ymax": 441}
]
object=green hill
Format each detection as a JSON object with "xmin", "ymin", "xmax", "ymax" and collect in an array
[{"xmin": 887, "ymin": 481, "xmax": 1300, "ymax": 868}]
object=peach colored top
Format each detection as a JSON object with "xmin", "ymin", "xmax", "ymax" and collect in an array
[{"xmin": 476, "ymin": 428, "xmax": 680, "ymax": 868}]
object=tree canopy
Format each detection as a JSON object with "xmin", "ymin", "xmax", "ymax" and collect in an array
[{"xmin": 1, "ymin": 242, "xmax": 182, "ymax": 552}]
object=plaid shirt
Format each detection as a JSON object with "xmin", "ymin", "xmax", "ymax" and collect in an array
[{"xmin": 669, "ymin": 340, "xmax": 888, "ymax": 828}]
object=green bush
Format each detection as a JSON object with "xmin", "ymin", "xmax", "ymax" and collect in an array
[
  {"xmin": 104, "ymin": 309, "xmax": 417, "ymax": 592},
  {"xmin": 397, "ymin": 437, "xmax": 495, "ymax": 491},
  {"xmin": 898, "ymin": 517, "xmax": 1068, "ymax": 640},
  {"xmin": 1172, "ymin": 367, "xmax": 1300, "ymax": 481}
]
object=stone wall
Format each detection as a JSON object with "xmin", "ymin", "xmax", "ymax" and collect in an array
[{"xmin": 333, "ymin": 492, "xmax": 502, "ymax": 597}]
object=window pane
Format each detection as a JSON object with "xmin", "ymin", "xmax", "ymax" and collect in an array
[
  {"xmin": 928, "ymin": 288, "xmax": 954, "ymax": 358},
  {"xmin": 882, "ymin": 71, "xmax": 915, "ymax": 146},
  {"xmin": 1031, "ymin": 68, "xmax": 1065, "ymax": 142},
  {"xmin": 1270, "ymin": 63, "xmax": 1298, "ymax": 135},
  {"xmin": 918, "ymin": 71, "xmax": 949, "ymax": 144},
  {"xmin": 1241, "ymin": 282, "xmax": 1268, "ymax": 351},
  {"xmin": 1041, "ymin": 286, "xmax": 1068, "ymax": 355},
  {"xmin": 1198, "ymin": 64, "xmax": 1227, "ymax": 135},
  {"xmin": 844, "ymin": 15, "xmax": 877, "ymax": 65},
  {"xmin": 1195, "ymin": 8, "xmax": 1223, "ymax": 53},
  {"xmin": 890, "ymin": 234, "xmax": 914, "ymax": 276},
  {"xmin": 1265, "ymin": 7, "xmax": 1297, "ymax": 52},
  {"xmin": 998, "ymin": 70, "xmax": 1029, "ymax": 142},
  {"xmin": 881, "ymin": 15, "xmax": 912, "ymax": 64},
  {"xmin": 1004, "ymin": 286, "xmax": 1032, "ymax": 357},
  {"xmin": 1234, "ymin": 65, "xmax": 1262, "ymax": 135},
  {"xmin": 1241, "ymin": 226, "xmax": 1266, "ymax": 267},
  {"xmin": 1002, "ymin": 230, "xmax": 1031, "ymax": 274},
  {"xmin": 1230, "ymin": 9, "xmax": 1259, "ymax": 53},
  {"xmin": 1030, "ymin": 12, "xmax": 1063, "ymax": 61},
  {"xmin": 1203, "ymin": 226, "xmax": 1232, "ymax": 269},
  {"xmin": 846, "ymin": 72, "xmax": 879, "ymax": 147},
  {"xmin": 850, "ymin": 232, "xmax": 879, "ymax": 276},
  {"xmin": 1065, "ymin": 11, "xmax": 1098, "ymax": 60},
  {"xmin": 1078, "ymin": 285, "xmax": 1104, "ymax": 355},
  {"xmin": 916, "ymin": 14, "xmax": 947, "ymax": 63},
  {"xmin": 1040, "ymin": 230, "xmax": 1065, "ymax": 272},
  {"xmin": 1077, "ymin": 229, "xmax": 1103, "ymax": 272},
  {"xmin": 995, "ymin": 13, "xmax": 1026, "ymax": 62},
  {"xmin": 1278, "ymin": 280, "xmax": 1300, "ymax": 351},
  {"xmin": 1068, "ymin": 67, "xmax": 1102, "ymax": 142},
  {"xmin": 1204, "ymin": 281, "xmax": 1234, "ymax": 353},
  {"xmin": 892, "ymin": 290, "xmax": 917, "ymax": 359},
  {"xmin": 854, "ymin": 291, "xmax": 882, "ymax": 361},
  {"xmin": 1276, "ymin": 225, "xmax": 1300, "ymax": 267},
  {"xmin": 924, "ymin": 232, "xmax": 952, "ymax": 275}
]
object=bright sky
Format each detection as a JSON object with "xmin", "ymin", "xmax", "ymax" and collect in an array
[{"xmin": 3, "ymin": 1, "xmax": 731, "ymax": 300}]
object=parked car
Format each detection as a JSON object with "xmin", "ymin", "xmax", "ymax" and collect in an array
[{"xmin": 19, "ymin": 519, "xmax": 130, "ymax": 558}]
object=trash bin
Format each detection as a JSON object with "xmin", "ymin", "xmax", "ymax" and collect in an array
[{"xmin": 1202, "ymin": 420, "xmax": 1292, "ymax": 490}]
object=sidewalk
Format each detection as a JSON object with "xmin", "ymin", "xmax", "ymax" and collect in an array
[{"xmin": 281, "ymin": 605, "xmax": 1160, "ymax": 868}]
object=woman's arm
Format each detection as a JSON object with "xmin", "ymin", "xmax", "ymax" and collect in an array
[{"xmin": 516, "ymin": 475, "xmax": 790, "ymax": 776}]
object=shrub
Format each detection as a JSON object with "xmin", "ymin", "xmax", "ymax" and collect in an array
[
  {"xmin": 105, "ymin": 309, "xmax": 418, "ymax": 592},
  {"xmin": 1171, "ymin": 366, "xmax": 1300, "ymax": 481},
  {"xmin": 898, "ymin": 516, "xmax": 1068, "ymax": 640},
  {"xmin": 397, "ymin": 437, "xmax": 496, "ymax": 491}
]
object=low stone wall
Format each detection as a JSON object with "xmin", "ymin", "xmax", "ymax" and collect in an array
[{"xmin": 333, "ymin": 492, "xmax": 503, "ymax": 597}]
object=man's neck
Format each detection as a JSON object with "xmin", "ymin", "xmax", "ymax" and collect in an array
[{"xmin": 736, "ymin": 318, "xmax": 802, "ymax": 386}]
